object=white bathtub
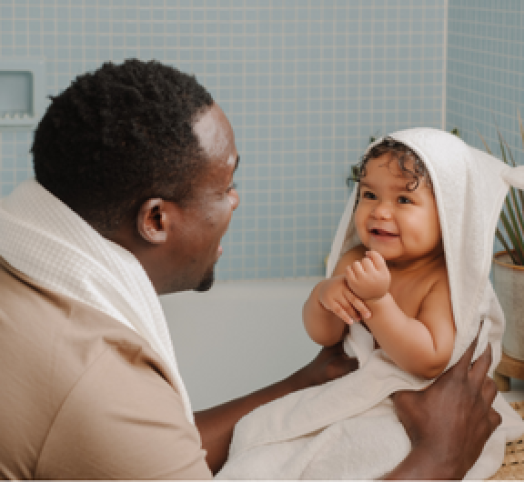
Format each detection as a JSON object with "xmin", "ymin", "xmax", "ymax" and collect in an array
[{"xmin": 160, "ymin": 277, "xmax": 323, "ymax": 411}]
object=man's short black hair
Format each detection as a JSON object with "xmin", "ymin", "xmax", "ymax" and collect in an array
[{"xmin": 32, "ymin": 59, "xmax": 214, "ymax": 233}]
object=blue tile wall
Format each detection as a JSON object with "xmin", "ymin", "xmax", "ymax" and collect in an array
[
  {"xmin": 447, "ymin": 1, "xmax": 524, "ymax": 166},
  {"xmin": 446, "ymin": 0, "xmax": 524, "ymax": 255},
  {"xmin": 0, "ymin": 0, "xmax": 446, "ymax": 280}
]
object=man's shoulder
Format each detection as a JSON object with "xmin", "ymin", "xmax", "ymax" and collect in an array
[
  {"xmin": 35, "ymin": 332, "xmax": 211, "ymax": 480},
  {"xmin": 0, "ymin": 258, "xmax": 205, "ymax": 479},
  {"xmin": 0, "ymin": 257, "xmax": 175, "ymax": 389}
]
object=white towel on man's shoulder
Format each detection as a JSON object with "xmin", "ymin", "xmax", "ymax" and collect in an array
[
  {"xmin": 217, "ymin": 128, "xmax": 524, "ymax": 480},
  {"xmin": 0, "ymin": 179, "xmax": 194, "ymax": 424}
]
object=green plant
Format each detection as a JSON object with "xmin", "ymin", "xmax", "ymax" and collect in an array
[{"xmin": 479, "ymin": 113, "xmax": 524, "ymax": 266}]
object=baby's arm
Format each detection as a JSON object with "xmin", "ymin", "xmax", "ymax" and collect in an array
[
  {"xmin": 303, "ymin": 247, "xmax": 371, "ymax": 347},
  {"xmin": 347, "ymin": 251, "xmax": 455, "ymax": 379}
]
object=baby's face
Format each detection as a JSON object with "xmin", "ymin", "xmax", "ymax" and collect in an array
[{"xmin": 354, "ymin": 153, "xmax": 443, "ymax": 266}]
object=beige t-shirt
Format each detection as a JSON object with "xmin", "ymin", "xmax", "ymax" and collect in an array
[{"xmin": 0, "ymin": 258, "xmax": 212, "ymax": 480}]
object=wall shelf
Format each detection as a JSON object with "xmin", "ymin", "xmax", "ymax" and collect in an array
[{"xmin": 0, "ymin": 58, "xmax": 46, "ymax": 130}]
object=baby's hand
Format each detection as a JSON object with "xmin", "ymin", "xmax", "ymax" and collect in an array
[
  {"xmin": 318, "ymin": 275, "xmax": 371, "ymax": 325},
  {"xmin": 345, "ymin": 250, "xmax": 391, "ymax": 301}
]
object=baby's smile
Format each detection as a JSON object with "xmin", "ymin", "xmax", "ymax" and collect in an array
[{"xmin": 370, "ymin": 228, "xmax": 398, "ymax": 237}]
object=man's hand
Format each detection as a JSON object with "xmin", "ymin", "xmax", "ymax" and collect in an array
[
  {"xmin": 388, "ymin": 332, "xmax": 501, "ymax": 480},
  {"xmin": 296, "ymin": 341, "xmax": 359, "ymax": 388},
  {"xmin": 345, "ymin": 250, "xmax": 391, "ymax": 301},
  {"xmin": 318, "ymin": 275, "xmax": 371, "ymax": 324}
]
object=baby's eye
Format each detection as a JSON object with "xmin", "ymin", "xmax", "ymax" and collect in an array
[
  {"xmin": 361, "ymin": 190, "xmax": 376, "ymax": 200},
  {"xmin": 227, "ymin": 182, "xmax": 237, "ymax": 193},
  {"xmin": 398, "ymin": 196, "xmax": 412, "ymax": 204}
]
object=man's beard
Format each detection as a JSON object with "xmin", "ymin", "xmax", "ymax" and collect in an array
[{"xmin": 194, "ymin": 267, "xmax": 215, "ymax": 292}]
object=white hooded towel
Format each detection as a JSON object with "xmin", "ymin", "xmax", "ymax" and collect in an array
[{"xmin": 217, "ymin": 128, "xmax": 524, "ymax": 480}]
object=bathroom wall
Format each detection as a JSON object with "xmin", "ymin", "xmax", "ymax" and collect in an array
[
  {"xmin": 447, "ymin": 1, "xmax": 524, "ymax": 164},
  {"xmin": 447, "ymin": 1, "xmax": 524, "ymax": 254},
  {"xmin": 0, "ymin": 0, "xmax": 447, "ymax": 279}
]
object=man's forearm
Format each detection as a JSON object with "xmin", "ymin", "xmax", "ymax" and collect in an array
[
  {"xmin": 194, "ymin": 366, "xmax": 310, "ymax": 474},
  {"xmin": 195, "ymin": 343, "xmax": 358, "ymax": 474}
]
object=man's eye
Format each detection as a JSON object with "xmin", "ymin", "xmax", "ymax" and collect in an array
[
  {"xmin": 398, "ymin": 196, "xmax": 412, "ymax": 204},
  {"xmin": 361, "ymin": 191, "xmax": 376, "ymax": 200}
]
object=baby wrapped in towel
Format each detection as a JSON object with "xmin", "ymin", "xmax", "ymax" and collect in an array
[
  {"xmin": 304, "ymin": 134, "xmax": 455, "ymax": 381},
  {"xmin": 217, "ymin": 128, "xmax": 524, "ymax": 480}
]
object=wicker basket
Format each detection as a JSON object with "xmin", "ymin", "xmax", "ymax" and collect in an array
[{"xmin": 490, "ymin": 401, "xmax": 524, "ymax": 480}]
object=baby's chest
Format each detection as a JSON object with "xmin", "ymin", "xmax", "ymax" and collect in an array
[{"xmin": 389, "ymin": 276, "xmax": 434, "ymax": 318}]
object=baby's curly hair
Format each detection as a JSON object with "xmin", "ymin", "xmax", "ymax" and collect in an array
[
  {"xmin": 351, "ymin": 136, "xmax": 432, "ymax": 192},
  {"xmin": 32, "ymin": 59, "xmax": 214, "ymax": 234}
]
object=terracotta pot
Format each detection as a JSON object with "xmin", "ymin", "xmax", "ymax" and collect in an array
[{"xmin": 493, "ymin": 251, "xmax": 524, "ymax": 361}]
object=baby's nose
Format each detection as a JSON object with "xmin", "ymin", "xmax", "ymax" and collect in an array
[{"xmin": 372, "ymin": 202, "xmax": 392, "ymax": 219}]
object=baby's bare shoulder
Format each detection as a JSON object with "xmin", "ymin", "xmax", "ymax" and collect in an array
[
  {"xmin": 427, "ymin": 259, "xmax": 450, "ymax": 291},
  {"xmin": 391, "ymin": 258, "xmax": 449, "ymax": 318},
  {"xmin": 332, "ymin": 245, "xmax": 367, "ymax": 276},
  {"xmin": 341, "ymin": 244, "xmax": 367, "ymax": 264},
  {"xmin": 418, "ymin": 260, "xmax": 453, "ymax": 319}
]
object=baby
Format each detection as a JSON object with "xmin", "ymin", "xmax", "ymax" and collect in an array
[
  {"xmin": 303, "ymin": 137, "xmax": 455, "ymax": 379},
  {"xmin": 217, "ymin": 128, "xmax": 524, "ymax": 480}
]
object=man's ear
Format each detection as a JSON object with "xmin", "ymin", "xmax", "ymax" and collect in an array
[{"xmin": 137, "ymin": 198, "xmax": 168, "ymax": 244}]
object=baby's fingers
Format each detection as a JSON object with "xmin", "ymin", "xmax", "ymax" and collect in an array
[
  {"xmin": 319, "ymin": 298, "xmax": 355, "ymax": 325},
  {"xmin": 360, "ymin": 256, "xmax": 375, "ymax": 274},
  {"xmin": 343, "ymin": 290, "xmax": 371, "ymax": 321},
  {"xmin": 351, "ymin": 261, "xmax": 366, "ymax": 275},
  {"xmin": 366, "ymin": 250, "xmax": 387, "ymax": 270},
  {"xmin": 331, "ymin": 302, "xmax": 356, "ymax": 325},
  {"xmin": 346, "ymin": 263, "xmax": 363, "ymax": 284},
  {"xmin": 345, "ymin": 265, "xmax": 356, "ymax": 286}
]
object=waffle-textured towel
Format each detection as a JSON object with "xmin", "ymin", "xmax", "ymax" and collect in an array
[
  {"xmin": 0, "ymin": 179, "xmax": 194, "ymax": 424},
  {"xmin": 217, "ymin": 128, "xmax": 524, "ymax": 479}
]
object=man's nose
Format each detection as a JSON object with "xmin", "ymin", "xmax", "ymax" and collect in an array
[{"xmin": 230, "ymin": 189, "xmax": 240, "ymax": 211}]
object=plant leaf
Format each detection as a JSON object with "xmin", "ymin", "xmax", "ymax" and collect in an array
[
  {"xmin": 479, "ymin": 115, "xmax": 524, "ymax": 266},
  {"xmin": 518, "ymin": 110, "xmax": 524, "ymax": 214},
  {"xmin": 503, "ymin": 136, "xmax": 524, "ymax": 209},
  {"xmin": 503, "ymin": 194, "xmax": 524, "ymax": 258},
  {"xmin": 503, "ymin": 139, "xmax": 517, "ymax": 167},
  {"xmin": 501, "ymin": 140, "xmax": 524, "ymax": 235},
  {"xmin": 500, "ymin": 210, "xmax": 524, "ymax": 265},
  {"xmin": 496, "ymin": 228, "xmax": 519, "ymax": 265},
  {"xmin": 497, "ymin": 128, "xmax": 524, "ymax": 259},
  {"xmin": 518, "ymin": 110, "xmax": 524, "ymax": 148},
  {"xmin": 508, "ymin": 184, "xmax": 524, "ymax": 238},
  {"xmin": 478, "ymin": 131, "xmax": 492, "ymax": 155},
  {"xmin": 497, "ymin": 129, "xmax": 509, "ymax": 165}
]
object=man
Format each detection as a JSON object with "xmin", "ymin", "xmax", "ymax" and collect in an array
[{"xmin": 0, "ymin": 59, "xmax": 500, "ymax": 479}]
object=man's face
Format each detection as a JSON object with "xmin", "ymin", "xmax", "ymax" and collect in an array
[{"xmin": 168, "ymin": 103, "xmax": 240, "ymax": 293}]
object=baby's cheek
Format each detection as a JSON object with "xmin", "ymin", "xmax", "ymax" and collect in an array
[{"xmin": 354, "ymin": 215, "xmax": 367, "ymax": 238}]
